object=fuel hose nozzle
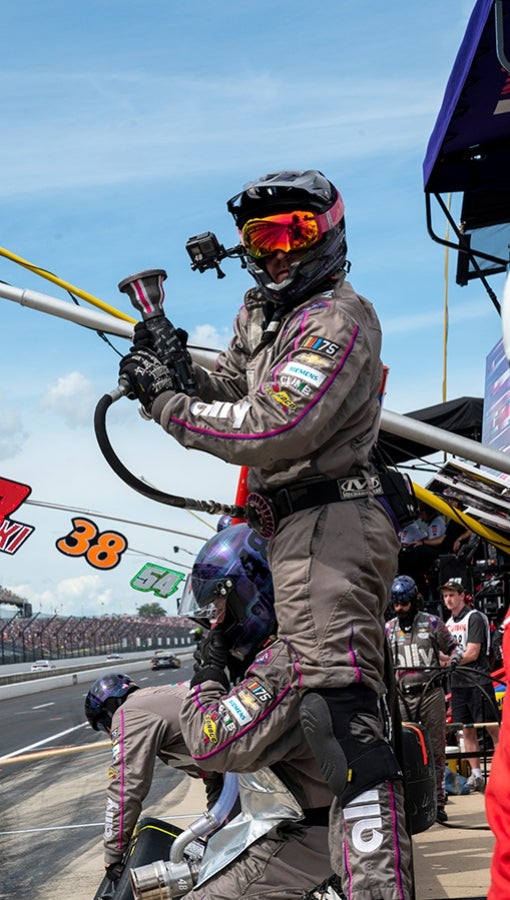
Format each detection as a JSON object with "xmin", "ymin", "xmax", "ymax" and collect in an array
[{"xmin": 118, "ymin": 268, "xmax": 197, "ymax": 396}]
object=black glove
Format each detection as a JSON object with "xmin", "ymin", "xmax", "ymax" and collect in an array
[
  {"xmin": 190, "ymin": 628, "xmax": 230, "ymax": 690},
  {"xmin": 105, "ymin": 862, "xmax": 124, "ymax": 883},
  {"xmin": 118, "ymin": 348, "xmax": 175, "ymax": 411},
  {"xmin": 194, "ymin": 628, "xmax": 229, "ymax": 671},
  {"xmin": 202, "ymin": 772, "xmax": 224, "ymax": 809},
  {"xmin": 131, "ymin": 321, "xmax": 154, "ymax": 351},
  {"xmin": 131, "ymin": 320, "xmax": 189, "ymax": 353}
]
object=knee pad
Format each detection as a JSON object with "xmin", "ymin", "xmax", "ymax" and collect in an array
[{"xmin": 315, "ymin": 686, "xmax": 403, "ymax": 807}]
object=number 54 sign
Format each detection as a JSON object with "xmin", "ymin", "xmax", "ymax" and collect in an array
[{"xmin": 131, "ymin": 563, "xmax": 185, "ymax": 599}]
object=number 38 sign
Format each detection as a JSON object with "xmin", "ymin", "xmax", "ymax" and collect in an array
[{"xmin": 56, "ymin": 517, "xmax": 128, "ymax": 570}]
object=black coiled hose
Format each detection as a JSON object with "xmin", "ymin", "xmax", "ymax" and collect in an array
[{"xmin": 94, "ymin": 390, "xmax": 244, "ymax": 518}]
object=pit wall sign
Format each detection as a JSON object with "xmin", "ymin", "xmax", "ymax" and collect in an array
[
  {"xmin": 0, "ymin": 476, "xmax": 35, "ymax": 554},
  {"xmin": 130, "ymin": 563, "xmax": 185, "ymax": 598},
  {"xmin": 56, "ymin": 517, "xmax": 128, "ymax": 570}
]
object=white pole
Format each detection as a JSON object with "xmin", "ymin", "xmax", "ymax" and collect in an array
[
  {"xmin": 2, "ymin": 280, "xmax": 509, "ymax": 475},
  {"xmin": 0, "ymin": 282, "xmax": 218, "ymax": 370},
  {"xmin": 381, "ymin": 408, "xmax": 510, "ymax": 477}
]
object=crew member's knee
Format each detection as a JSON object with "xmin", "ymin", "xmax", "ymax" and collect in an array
[{"xmin": 316, "ymin": 685, "xmax": 403, "ymax": 806}]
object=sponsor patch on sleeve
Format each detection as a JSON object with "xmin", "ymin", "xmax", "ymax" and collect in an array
[
  {"xmin": 295, "ymin": 351, "xmax": 329, "ymax": 367},
  {"xmin": 219, "ymin": 707, "xmax": 236, "ymax": 732},
  {"xmin": 263, "ymin": 385, "xmax": 298, "ymax": 412},
  {"xmin": 203, "ymin": 714, "xmax": 218, "ymax": 744},
  {"xmin": 221, "ymin": 695, "xmax": 253, "ymax": 725},
  {"xmin": 238, "ymin": 689, "xmax": 262, "ymax": 711},
  {"xmin": 300, "ymin": 336, "xmax": 340, "ymax": 355},
  {"xmin": 281, "ymin": 361, "xmax": 326, "ymax": 388},
  {"xmin": 246, "ymin": 680, "xmax": 272, "ymax": 702}
]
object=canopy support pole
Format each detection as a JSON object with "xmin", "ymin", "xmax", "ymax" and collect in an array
[{"xmin": 495, "ymin": 0, "xmax": 510, "ymax": 74}]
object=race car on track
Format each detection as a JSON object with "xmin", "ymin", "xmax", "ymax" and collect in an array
[{"xmin": 150, "ymin": 651, "xmax": 181, "ymax": 670}]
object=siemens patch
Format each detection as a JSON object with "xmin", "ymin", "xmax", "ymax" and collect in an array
[
  {"xmin": 281, "ymin": 362, "xmax": 326, "ymax": 387},
  {"xmin": 222, "ymin": 695, "xmax": 253, "ymax": 725}
]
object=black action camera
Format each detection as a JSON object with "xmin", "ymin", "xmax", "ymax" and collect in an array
[{"xmin": 185, "ymin": 231, "xmax": 246, "ymax": 279}]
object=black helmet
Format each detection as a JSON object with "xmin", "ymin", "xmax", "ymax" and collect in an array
[
  {"xmin": 180, "ymin": 524, "xmax": 276, "ymax": 660},
  {"xmin": 227, "ymin": 169, "xmax": 347, "ymax": 306},
  {"xmin": 84, "ymin": 673, "xmax": 139, "ymax": 733}
]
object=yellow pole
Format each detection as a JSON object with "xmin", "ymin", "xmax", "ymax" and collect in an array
[
  {"xmin": 442, "ymin": 194, "xmax": 451, "ymax": 405},
  {"xmin": 0, "ymin": 741, "xmax": 110, "ymax": 765},
  {"xmin": 413, "ymin": 482, "xmax": 510, "ymax": 556},
  {"xmin": 0, "ymin": 245, "xmax": 136, "ymax": 324}
]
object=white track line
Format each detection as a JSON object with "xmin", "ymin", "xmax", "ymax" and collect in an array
[{"xmin": 0, "ymin": 722, "xmax": 88, "ymax": 762}]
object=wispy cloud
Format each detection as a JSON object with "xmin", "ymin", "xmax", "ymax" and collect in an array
[
  {"xmin": 382, "ymin": 297, "xmax": 490, "ymax": 336},
  {"xmin": 40, "ymin": 371, "xmax": 97, "ymax": 427},
  {"xmin": 190, "ymin": 323, "xmax": 229, "ymax": 350},
  {"xmin": 0, "ymin": 72, "xmax": 447, "ymax": 197},
  {"xmin": 0, "ymin": 407, "xmax": 27, "ymax": 460},
  {"xmin": 10, "ymin": 575, "xmax": 115, "ymax": 617}
]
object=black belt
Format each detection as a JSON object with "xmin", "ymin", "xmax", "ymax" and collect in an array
[
  {"xmin": 246, "ymin": 475, "xmax": 383, "ymax": 539},
  {"xmin": 401, "ymin": 682, "xmax": 440, "ymax": 697}
]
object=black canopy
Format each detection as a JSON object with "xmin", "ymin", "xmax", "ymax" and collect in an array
[{"xmin": 378, "ymin": 397, "xmax": 484, "ymax": 464}]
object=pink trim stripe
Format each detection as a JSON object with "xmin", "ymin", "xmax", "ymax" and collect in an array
[
  {"xmin": 167, "ymin": 323, "xmax": 360, "ymax": 441},
  {"xmin": 117, "ymin": 707, "xmax": 126, "ymax": 849}
]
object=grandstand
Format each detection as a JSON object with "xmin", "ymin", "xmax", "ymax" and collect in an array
[{"xmin": 0, "ymin": 607, "xmax": 195, "ymax": 665}]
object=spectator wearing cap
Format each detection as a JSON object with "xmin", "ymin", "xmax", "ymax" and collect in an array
[{"xmin": 441, "ymin": 578, "xmax": 500, "ymax": 793}]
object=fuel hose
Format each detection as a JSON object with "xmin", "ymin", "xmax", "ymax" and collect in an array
[{"xmin": 94, "ymin": 389, "xmax": 245, "ymax": 519}]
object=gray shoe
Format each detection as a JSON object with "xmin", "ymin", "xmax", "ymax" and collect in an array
[{"xmin": 467, "ymin": 772, "xmax": 485, "ymax": 793}]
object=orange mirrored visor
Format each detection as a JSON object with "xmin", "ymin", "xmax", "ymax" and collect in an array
[{"xmin": 241, "ymin": 194, "xmax": 343, "ymax": 259}]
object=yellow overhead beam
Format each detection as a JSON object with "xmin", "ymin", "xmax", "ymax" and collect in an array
[
  {"xmin": 413, "ymin": 482, "xmax": 510, "ymax": 557},
  {"xmin": 0, "ymin": 245, "xmax": 135, "ymax": 324}
]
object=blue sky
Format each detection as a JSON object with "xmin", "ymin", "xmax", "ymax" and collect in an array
[{"xmin": 0, "ymin": 0, "xmax": 505, "ymax": 619}]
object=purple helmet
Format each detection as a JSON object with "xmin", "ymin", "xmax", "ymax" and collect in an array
[
  {"xmin": 391, "ymin": 575, "xmax": 420, "ymax": 607},
  {"xmin": 216, "ymin": 514, "xmax": 233, "ymax": 532},
  {"xmin": 180, "ymin": 524, "xmax": 276, "ymax": 660},
  {"xmin": 84, "ymin": 673, "xmax": 139, "ymax": 733}
]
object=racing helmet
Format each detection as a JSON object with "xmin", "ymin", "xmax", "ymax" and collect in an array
[
  {"xmin": 84, "ymin": 673, "xmax": 139, "ymax": 733},
  {"xmin": 227, "ymin": 169, "xmax": 347, "ymax": 306},
  {"xmin": 180, "ymin": 523, "xmax": 276, "ymax": 660},
  {"xmin": 216, "ymin": 514, "xmax": 233, "ymax": 532},
  {"xmin": 391, "ymin": 575, "xmax": 420, "ymax": 608}
]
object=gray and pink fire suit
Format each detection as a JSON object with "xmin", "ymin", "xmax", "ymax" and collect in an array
[
  {"xmin": 386, "ymin": 611, "xmax": 463, "ymax": 810},
  {"xmin": 103, "ymin": 683, "xmax": 197, "ymax": 865},
  {"xmin": 150, "ymin": 275, "xmax": 413, "ymax": 898},
  {"xmin": 101, "ymin": 647, "xmax": 334, "ymax": 899},
  {"xmin": 180, "ymin": 638, "xmax": 334, "ymax": 899}
]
